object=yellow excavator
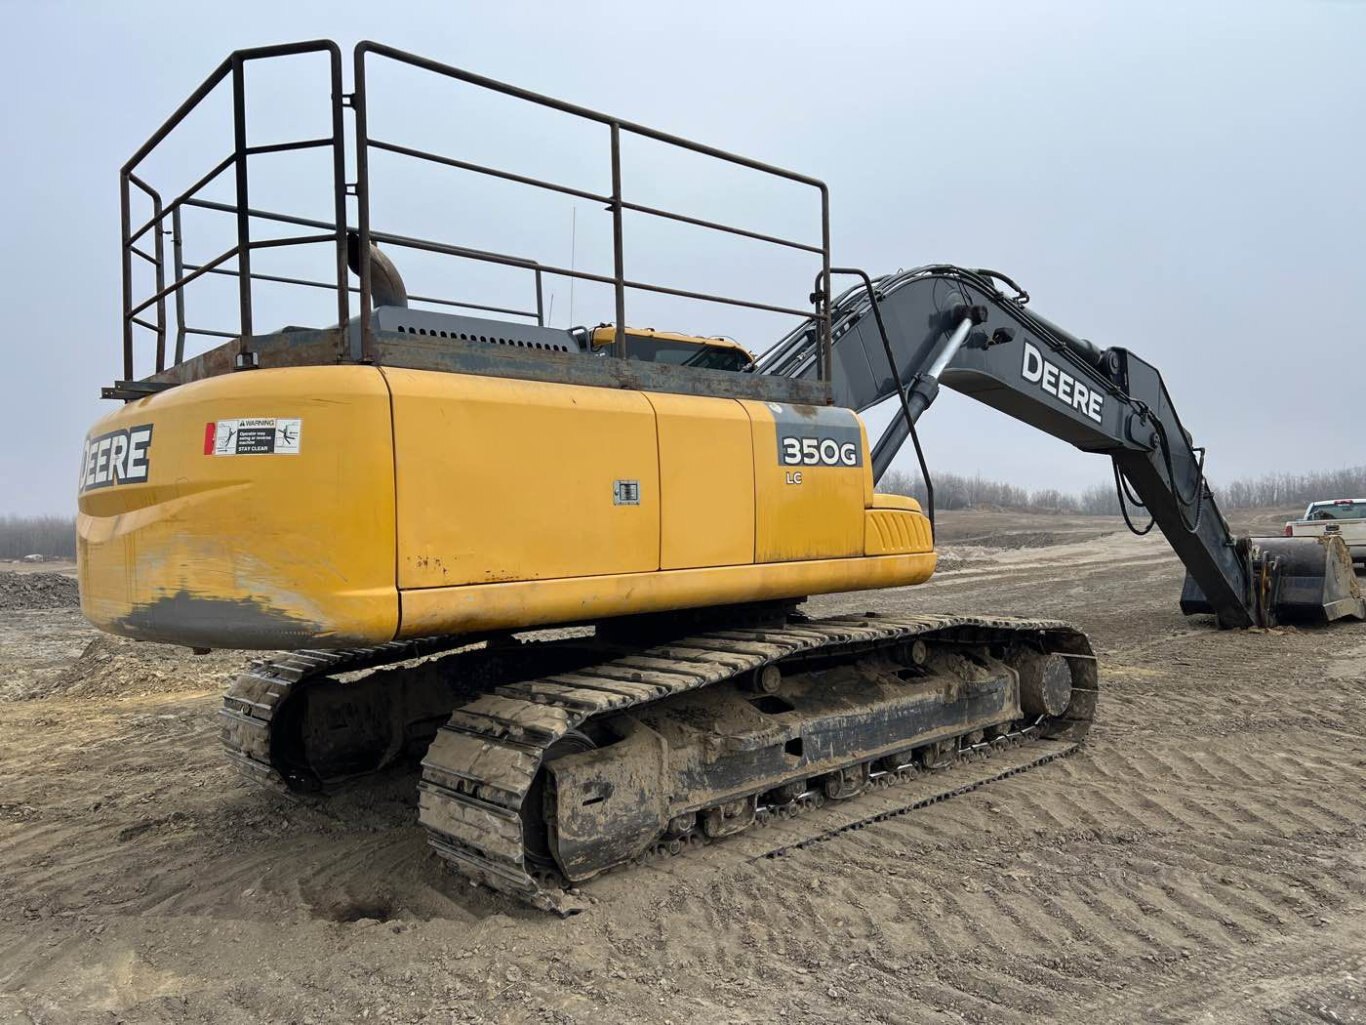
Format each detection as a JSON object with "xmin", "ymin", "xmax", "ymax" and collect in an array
[{"xmin": 81, "ymin": 41, "xmax": 1362, "ymax": 909}]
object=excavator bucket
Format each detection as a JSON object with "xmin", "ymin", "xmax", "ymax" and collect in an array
[{"xmin": 1181, "ymin": 535, "xmax": 1366, "ymax": 626}]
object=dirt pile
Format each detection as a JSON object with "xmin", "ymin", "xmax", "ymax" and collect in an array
[
  {"xmin": 930, "ymin": 546, "xmax": 986, "ymax": 572},
  {"xmin": 951, "ymin": 528, "xmax": 1116, "ymax": 550},
  {"xmin": 0, "ymin": 571, "xmax": 79, "ymax": 611},
  {"xmin": 935, "ymin": 527, "xmax": 1121, "ymax": 573},
  {"xmin": 30, "ymin": 634, "xmax": 244, "ymax": 700},
  {"xmin": 0, "ymin": 571, "xmax": 244, "ymax": 701}
]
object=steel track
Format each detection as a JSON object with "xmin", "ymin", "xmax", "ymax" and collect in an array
[{"xmin": 221, "ymin": 612, "xmax": 1098, "ymax": 913}]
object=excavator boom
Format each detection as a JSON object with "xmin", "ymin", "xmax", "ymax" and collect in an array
[{"xmin": 758, "ymin": 266, "xmax": 1365, "ymax": 628}]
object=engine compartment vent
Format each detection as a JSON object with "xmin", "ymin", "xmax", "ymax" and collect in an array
[{"xmin": 394, "ymin": 324, "xmax": 571, "ymax": 353}]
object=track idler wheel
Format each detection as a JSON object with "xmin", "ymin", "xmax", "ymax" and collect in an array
[
  {"xmin": 1013, "ymin": 651, "xmax": 1073, "ymax": 718},
  {"xmin": 702, "ymin": 797, "xmax": 756, "ymax": 838},
  {"xmin": 665, "ymin": 813, "xmax": 697, "ymax": 839},
  {"xmin": 917, "ymin": 739, "xmax": 958, "ymax": 771},
  {"xmin": 876, "ymin": 749, "xmax": 918, "ymax": 777},
  {"xmin": 822, "ymin": 763, "xmax": 869, "ymax": 801},
  {"xmin": 747, "ymin": 665, "xmax": 783, "ymax": 694}
]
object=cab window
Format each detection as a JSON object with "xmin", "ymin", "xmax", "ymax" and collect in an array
[
  {"xmin": 1308, "ymin": 502, "xmax": 1366, "ymax": 521},
  {"xmin": 626, "ymin": 337, "xmax": 751, "ymax": 371}
]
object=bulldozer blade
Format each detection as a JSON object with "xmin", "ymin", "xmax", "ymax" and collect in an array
[{"xmin": 1181, "ymin": 534, "xmax": 1365, "ymax": 626}]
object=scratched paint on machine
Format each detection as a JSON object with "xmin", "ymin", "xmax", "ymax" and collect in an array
[{"xmin": 205, "ymin": 418, "xmax": 303, "ymax": 456}]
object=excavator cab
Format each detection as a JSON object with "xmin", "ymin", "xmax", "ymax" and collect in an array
[{"xmin": 584, "ymin": 326, "xmax": 755, "ymax": 372}]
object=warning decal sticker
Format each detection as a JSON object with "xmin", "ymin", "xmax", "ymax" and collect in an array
[{"xmin": 205, "ymin": 418, "xmax": 302, "ymax": 456}]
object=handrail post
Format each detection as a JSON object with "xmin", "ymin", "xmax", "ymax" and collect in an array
[
  {"xmin": 150, "ymin": 188, "xmax": 167, "ymax": 372},
  {"xmin": 353, "ymin": 45, "xmax": 373, "ymax": 361},
  {"xmin": 171, "ymin": 206, "xmax": 187, "ymax": 364},
  {"xmin": 119, "ymin": 172, "xmax": 134, "ymax": 381},
  {"xmin": 327, "ymin": 44, "xmax": 349, "ymax": 340},
  {"xmin": 609, "ymin": 122, "xmax": 626, "ymax": 359},
  {"xmin": 231, "ymin": 56, "xmax": 254, "ymax": 358}
]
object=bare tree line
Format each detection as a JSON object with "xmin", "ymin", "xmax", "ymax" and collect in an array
[
  {"xmin": 878, "ymin": 471, "xmax": 1121, "ymax": 514},
  {"xmin": 1216, "ymin": 466, "xmax": 1366, "ymax": 510},
  {"xmin": 0, "ymin": 516, "xmax": 77, "ymax": 559},
  {"xmin": 880, "ymin": 465, "xmax": 1366, "ymax": 515}
]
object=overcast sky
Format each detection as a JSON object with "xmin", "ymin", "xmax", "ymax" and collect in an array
[{"xmin": 2, "ymin": 1, "xmax": 1363, "ymax": 516}]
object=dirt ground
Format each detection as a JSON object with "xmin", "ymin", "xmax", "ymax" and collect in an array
[{"xmin": 2, "ymin": 510, "xmax": 1364, "ymax": 1025}]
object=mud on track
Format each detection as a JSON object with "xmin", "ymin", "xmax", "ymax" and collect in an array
[{"xmin": 2, "ymin": 513, "xmax": 1364, "ymax": 1024}]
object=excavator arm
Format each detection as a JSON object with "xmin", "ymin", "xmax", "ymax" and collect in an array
[{"xmin": 757, "ymin": 265, "xmax": 1364, "ymax": 629}]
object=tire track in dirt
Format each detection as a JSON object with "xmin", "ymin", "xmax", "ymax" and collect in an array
[
  {"xmin": 606, "ymin": 578, "xmax": 1366, "ymax": 1024},
  {"xmin": 3, "ymin": 518, "xmax": 1363, "ymax": 1023}
]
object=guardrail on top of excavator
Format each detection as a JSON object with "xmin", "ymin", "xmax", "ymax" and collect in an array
[
  {"xmin": 119, "ymin": 41, "xmax": 349, "ymax": 385},
  {"xmin": 116, "ymin": 39, "xmax": 833, "ymax": 392}
]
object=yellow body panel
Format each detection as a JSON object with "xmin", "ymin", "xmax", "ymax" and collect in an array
[
  {"xmin": 399, "ymin": 553, "xmax": 935, "ymax": 639},
  {"xmin": 866, "ymin": 508, "xmax": 934, "ymax": 556},
  {"xmin": 865, "ymin": 492, "xmax": 933, "ymax": 556},
  {"xmin": 385, "ymin": 369, "xmax": 660, "ymax": 588},
  {"xmin": 871, "ymin": 492, "xmax": 921, "ymax": 511},
  {"xmin": 77, "ymin": 366, "xmax": 398, "ymax": 648},
  {"xmin": 645, "ymin": 392, "xmax": 754, "ymax": 569},
  {"xmin": 741, "ymin": 400, "xmax": 871, "ymax": 562},
  {"xmin": 77, "ymin": 365, "xmax": 935, "ymax": 650}
]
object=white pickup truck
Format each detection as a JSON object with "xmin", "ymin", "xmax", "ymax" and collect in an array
[{"xmin": 1284, "ymin": 499, "xmax": 1366, "ymax": 565}]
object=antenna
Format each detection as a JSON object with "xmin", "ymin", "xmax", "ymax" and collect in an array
[{"xmin": 568, "ymin": 206, "xmax": 577, "ymax": 325}]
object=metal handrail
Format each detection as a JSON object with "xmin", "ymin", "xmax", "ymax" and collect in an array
[
  {"xmin": 352, "ymin": 41, "xmax": 831, "ymax": 376},
  {"xmin": 176, "ymin": 201, "xmax": 548, "ymax": 323},
  {"xmin": 184, "ymin": 265, "xmax": 543, "ymax": 323},
  {"xmin": 120, "ymin": 40, "xmax": 347, "ymax": 379},
  {"xmin": 119, "ymin": 40, "xmax": 833, "ymax": 389}
]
